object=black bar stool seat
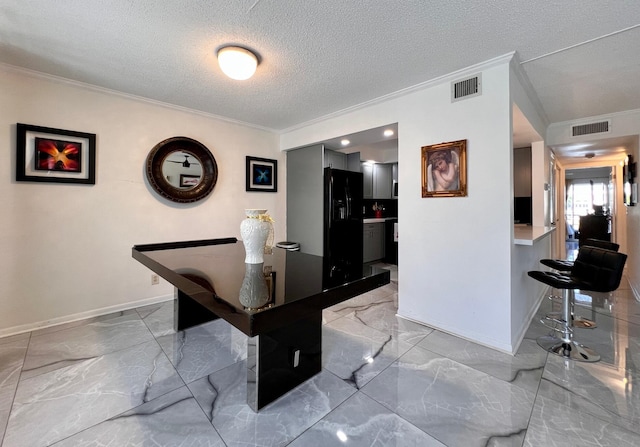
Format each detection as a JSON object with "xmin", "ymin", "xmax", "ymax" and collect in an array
[
  {"xmin": 528, "ymin": 246, "xmax": 626, "ymax": 362},
  {"xmin": 540, "ymin": 238, "xmax": 619, "ymax": 272},
  {"xmin": 539, "ymin": 259, "xmax": 574, "ymax": 272},
  {"xmin": 528, "ymin": 271, "xmax": 591, "ymax": 289}
]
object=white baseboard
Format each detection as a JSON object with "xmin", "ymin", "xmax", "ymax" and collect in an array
[
  {"xmin": 0, "ymin": 294, "xmax": 174, "ymax": 339},
  {"xmin": 395, "ymin": 312, "xmax": 515, "ymax": 355}
]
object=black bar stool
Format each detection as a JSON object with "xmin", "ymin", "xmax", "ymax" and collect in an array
[
  {"xmin": 539, "ymin": 238, "xmax": 620, "ymax": 329},
  {"xmin": 528, "ymin": 246, "xmax": 626, "ymax": 362},
  {"xmin": 540, "ymin": 238, "xmax": 619, "ymax": 271}
]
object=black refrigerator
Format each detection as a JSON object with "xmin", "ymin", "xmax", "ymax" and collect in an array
[{"xmin": 323, "ymin": 167, "xmax": 364, "ymax": 288}]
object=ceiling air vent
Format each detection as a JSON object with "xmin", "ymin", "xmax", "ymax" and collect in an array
[
  {"xmin": 572, "ymin": 120, "xmax": 610, "ymax": 137},
  {"xmin": 451, "ymin": 74, "xmax": 481, "ymax": 102}
]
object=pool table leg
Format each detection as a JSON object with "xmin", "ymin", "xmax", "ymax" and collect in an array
[{"xmin": 246, "ymin": 311, "xmax": 322, "ymax": 411}]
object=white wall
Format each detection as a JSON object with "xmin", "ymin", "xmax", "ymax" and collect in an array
[
  {"xmin": 401, "ymin": 63, "xmax": 514, "ymax": 351},
  {"xmin": 626, "ymin": 137, "xmax": 640, "ymax": 297},
  {"xmin": 627, "ymin": 196, "xmax": 640, "ymax": 297},
  {"xmin": 509, "ymin": 61, "xmax": 547, "ymax": 139},
  {"xmin": 282, "ymin": 55, "xmax": 520, "ymax": 351},
  {"xmin": 510, "ymin": 234, "xmax": 552, "ymax": 344},
  {"xmin": 0, "ymin": 66, "xmax": 283, "ymax": 335},
  {"xmin": 508, "ymin": 61, "xmax": 554, "ymax": 349}
]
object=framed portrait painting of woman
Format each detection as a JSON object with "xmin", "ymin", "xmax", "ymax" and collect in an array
[{"xmin": 421, "ymin": 139, "xmax": 467, "ymax": 198}]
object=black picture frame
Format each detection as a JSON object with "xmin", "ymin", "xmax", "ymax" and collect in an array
[
  {"xmin": 246, "ymin": 156, "xmax": 277, "ymax": 192},
  {"xmin": 16, "ymin": 123, "xmax": 96, "ymax": 184}
]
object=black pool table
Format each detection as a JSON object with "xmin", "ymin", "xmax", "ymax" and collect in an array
[{"xmin": 132, "ymin": 238, "xmax": 390, "ymax": 410}]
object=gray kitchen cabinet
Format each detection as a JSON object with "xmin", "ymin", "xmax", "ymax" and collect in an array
[
  {"xmin": 363, "ymin": 222, "xmax": 385, "ymax": 263},
  {"xmin": 373, "ymin": 163, "xmax": 393, "ymax": 199},
  {"xmin": 347, "ymin": 152, "xmax": 361, "ymax": 172},
  {"xmin": 324, "ymin": 149, "xmax": 346, "ymax": 169},
  {"xmin": 362, "ymin": 162, "xmax": 374, "ymax": 199}
]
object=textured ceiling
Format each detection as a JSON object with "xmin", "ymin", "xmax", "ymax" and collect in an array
[{"xmin": 1, "ymin": 1, "xmax": 639, "ymax": 148}]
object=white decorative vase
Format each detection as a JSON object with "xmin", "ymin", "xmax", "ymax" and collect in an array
[
  {"xmin": 240, "ymin": 209, "xmax": 272, "ymax": 264},
  {"xmin": 239, "ymin": 263, "xmax": 270, "ymax": 309}
]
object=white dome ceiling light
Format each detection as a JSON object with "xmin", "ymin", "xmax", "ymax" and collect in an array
[{"xmin": 217, "ymin": 46, "xmax": 258, "ymax": 80}]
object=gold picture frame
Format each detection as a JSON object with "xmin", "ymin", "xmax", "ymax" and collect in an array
[{"xmin": 421, "ymin": 139, "xmax": 467, "ymax": 197}]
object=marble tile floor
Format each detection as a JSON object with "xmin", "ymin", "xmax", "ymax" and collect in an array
[{"xmin": 1, "ymin": 276, "xmax": 639, "ymax": 446}]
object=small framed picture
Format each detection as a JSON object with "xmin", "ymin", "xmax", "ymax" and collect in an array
[
  {"xmin": 246, "ymin": 156, "xmax": 277, "ymax": 192},
  {"xmin": 421, "ymin": 139, "xmax": 467, "ymax": 198},
  {"xmin": 179, "ymin": 174, "xmax": 201, "ymax": 187},
  {"xmin": 16, "ymin": 123, "xmax": 96, "ymax": 184}
]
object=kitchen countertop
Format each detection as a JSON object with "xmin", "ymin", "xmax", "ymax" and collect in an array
[
  {"xmin": 364, "ymin": 217, "xmax": 397, "ymax": 223},
  {"xmin": 514, "ymin": 225, "xmax": 555, "ymax": 245}
]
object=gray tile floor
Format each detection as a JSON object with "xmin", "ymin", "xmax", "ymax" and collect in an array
[{"xmin": 1, "ymin": 264, "xmax": 639, "ymax": 446}]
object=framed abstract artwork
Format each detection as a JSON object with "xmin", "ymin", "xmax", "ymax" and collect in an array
[
  {"xmin": 16, "ymin": 123, "xmax": 96, "ymax": 184},
  {"xmin": 246, "ymin": 156, "xmax": 277, "ymax": 192},
  {"xmin": 421, "ymin": 139, "xmax": 467, "ymax": 198}
]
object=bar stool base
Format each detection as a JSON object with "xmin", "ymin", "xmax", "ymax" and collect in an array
[
  {"xmin": 545, "ymin": 311, "xmax": 597, "ymax": 329},
  {"xmin": 537, "ymin": 335, "xmax": 600, "ymax": 362}
]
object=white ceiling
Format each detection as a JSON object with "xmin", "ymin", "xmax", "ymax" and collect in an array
[
  {"xmin": 551, "ymin": 135, "xmax": 638, "ymax": 164},
  {"xmin": 1, "ymin": 1, "xmax": 639, "ymax": 158}
]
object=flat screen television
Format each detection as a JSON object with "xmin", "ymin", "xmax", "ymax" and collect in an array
[{"xmin": 514, "ymin": 197, "xmax": 532, "ymax": 224}]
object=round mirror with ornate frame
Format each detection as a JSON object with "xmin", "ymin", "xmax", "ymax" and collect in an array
[{"xmin": 146, "ymin": 136, "xmax": 218, "ymax": 203}]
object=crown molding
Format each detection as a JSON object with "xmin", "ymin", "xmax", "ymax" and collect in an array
[{"xmin": 0, "ymin": 62, "xmax": 277, "ymax": 134}]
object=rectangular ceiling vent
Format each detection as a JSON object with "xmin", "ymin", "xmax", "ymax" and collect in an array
[
  {"xmin": 451, "ymin": 74, "xmax": 482, "ymax": 102},
  {"xmin": 572, "ymin": 120, "xmax": 610, "ymax": 137}
]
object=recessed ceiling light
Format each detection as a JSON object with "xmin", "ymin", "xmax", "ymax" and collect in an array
[
  {"xmin": 217, "ymin": 46, "xmax": 258, "ymax": 80},
  {"xmin": 585, "ymin": 153, "xmax": 595, "ymax": 159},
  {"xmin": 341, "ymin": 139, "xmax": 350, "ymax": 146},
  {"xmin": 383, "ymin": 129, "xmax": 394, "ymax": 137}
]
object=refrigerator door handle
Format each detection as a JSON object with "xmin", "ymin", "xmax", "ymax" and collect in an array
[
  {"xmin": 345, "ymin": 178, "xmax": 351, "ymax": 218},
  {"xmin": 328, "ymin": 176, "xmax": 333, "ymax": 229}
]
